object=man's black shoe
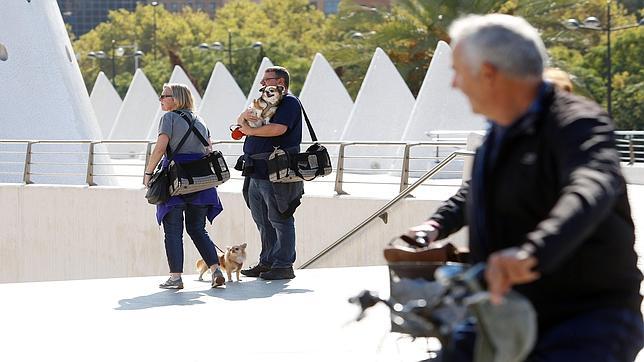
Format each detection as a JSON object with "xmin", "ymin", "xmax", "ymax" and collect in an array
[
  {"xmin": 240, "ymin": 263, "xmax": 271, "ymax": 277},
  {"xmin": 259, "ymin": 267, "xmax": 295, "ymax": 280}
]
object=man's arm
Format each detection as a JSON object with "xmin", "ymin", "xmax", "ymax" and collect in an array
[
  {"xmin": 520, "ymin": 115, "xmax": 623, "ymax": 274},
  {"xmin": 486, "ymin": 114, "xmax": 624, "ymax": 302},
  {"xmin": 407, "ymin": 182, "xmax": 470, "ymax": 242},
  {"xmin": 429, "ymin": 181, "xmax": 470, "ymax": 240},
  {"xmin": 236, "ymin": 109, "xmax": 288, "ymax": 137}
]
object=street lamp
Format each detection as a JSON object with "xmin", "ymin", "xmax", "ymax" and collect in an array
[
  {"xmin": 564, "ymin": 0, "xmax": 642, "ymax": 117},
  {"xmin": 198, "ymin": 31, "xmax": 264, "ymax": 76},
  {"xmin": 116, "ymin": 44, "xmax": 144, "ymax": 73},
  {"xmin": 88, "ymin": 42, "xmax": 144, "ymax": 86},
  {"xmin": 151, "ymin": 1, "xmax": 159, "ymax": 61}
]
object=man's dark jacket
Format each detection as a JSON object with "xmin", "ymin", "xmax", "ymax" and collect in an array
[{"xmin": 430, "ymin": 86, "xmax": 642, "ymax": 334}]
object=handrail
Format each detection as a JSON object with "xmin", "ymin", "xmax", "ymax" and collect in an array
[
  {"xmin": 2, "ymin": 135, "xmax": 640, "ymax": 187},
  {"xmin": 299, "ymin": 150, "xmax": 475, "ymax": 269}
]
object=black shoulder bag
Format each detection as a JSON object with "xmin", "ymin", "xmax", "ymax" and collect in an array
[
  {"xmin": 145, "ymin": 115, "xmax": 196, "ymax": 205},
  {"xmin": 167, "ymin": 111, "xmax": 230, "ymax": 196},
  {"xmin": 267, "ymin": 100, "xmax": 332, "ymax": 183}
]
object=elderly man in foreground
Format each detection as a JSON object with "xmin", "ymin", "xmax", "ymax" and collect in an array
[{"xmin": 409, "ymin": 14, "xmax": 643, "ymax": 361}]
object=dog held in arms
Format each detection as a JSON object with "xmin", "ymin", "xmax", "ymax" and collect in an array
[
  {"xmin": 245, "ymin": 85, "xmax": 285, "ymax": 128},
  {"xmin": 197, "ymin": 243, "xmax": 247, "ymax": 282}
]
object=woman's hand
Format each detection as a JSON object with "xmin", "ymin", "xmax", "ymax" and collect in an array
[{"xmin": 143, "ymin": 173, "xmax": 152, "ymax": 187}]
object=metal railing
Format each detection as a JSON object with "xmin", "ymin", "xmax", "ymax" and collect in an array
[
  {"xmin": 1, "ymin": 132, "xmax": 640, "ymax": 189},
  {"xmin": 616, "ymin": 131, "xmax": 644, "ymax": 165},
  {"xmin": 300, "ymin": 150, "xmax": 475, "ymax": 269},
  {"xmin": 0, "ymin": 139, "xmax": 468, "ymax": 193}
]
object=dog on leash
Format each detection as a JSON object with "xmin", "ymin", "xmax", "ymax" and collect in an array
[
  {"xmin": 196, "ymin": 243, "xmax": 247, "ymax": 282},
  {"xmin": 246, "ymin": 85, "xmax": 285, "ymax": 128}
]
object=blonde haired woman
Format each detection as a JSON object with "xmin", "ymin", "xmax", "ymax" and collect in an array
[
  {"xmin": 543, "ymin": 67, "xmax": 573, "ymax": 93},
  {"xmin": 144, "ymin": 83, "xmax": 225, "ymax": 289}
]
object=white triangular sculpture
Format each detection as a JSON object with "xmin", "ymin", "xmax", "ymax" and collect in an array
[
  {"xmin": 402, "ymin": 41, "xmax": 485, "ymax": 140},
  {"xmin": 341, "ymin": 48, "xmax": 415, "ymax": 141},
  {"xmin": 90, "ymin": 71, "xmax": 122, "ymax": 139},
  {"xmin": 108, "ymin": 68, "xmax": 158, "ymax": 158},
  {"xmin": 244, "ymin": 57, "xmax": 274, "ymax": 108},
  {"xmin": 146, "ymin": 65, "xmax": 202, "ymax": 140},
  {"xmin": 402, "ymin": 41, "xmax": 486, "ymax": 178},
  {"xmin": 0, "ymin": 0, "xmax": 114, "ymax": 185},
  {"xmin": 299, "ymin": 53, "xmax": 353, "ymax": 142},
  {"xmin": 198, "ymin": 62, "xmax": 246, "ymax": 141},
  {"xmin": 340, "ymin": 48, "xmax": 415, "ymax": 172}
]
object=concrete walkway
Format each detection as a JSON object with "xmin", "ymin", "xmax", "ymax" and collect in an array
[
  {"xmin": 1, "ymin": 185, "xmax": 642, "ymax": 361},
  {"xmin": 0, "ymin": 266, "xmax": 436, "ymax": 361}
]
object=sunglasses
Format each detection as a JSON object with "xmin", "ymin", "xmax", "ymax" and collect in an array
[{"xmin": 159, "ymin": 95, "xmax": 173, "ymax": 100}]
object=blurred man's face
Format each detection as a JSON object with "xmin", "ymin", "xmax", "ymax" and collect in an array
[{"xmin": 451, "ymin": 44, "xmax": 490, "ymax": 117}]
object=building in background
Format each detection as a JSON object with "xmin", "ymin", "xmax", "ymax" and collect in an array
[
  {"xmin": 148, "ymin": 0, "xmax": 220, "ymax": 16},
  {"xmin": 311, "ymin": 0, "xmax": 391, "ymax": 14},
  {"xmin": 57, "ymin": 0, "xmax": 139, "ymax": 36},
  {"xmin": 57, "ymin": 0, "xmax": 220, "ymax": 37},
  {"xmin": 58, "ymin": 0, "xmax": 390, "ymax": 37}
]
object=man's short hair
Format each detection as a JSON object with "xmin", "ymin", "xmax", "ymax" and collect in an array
[
  {"xmin": 265, "ymin": 66, "xmax": 290, "ymax": 88},
  {"xmin": 449, "ymin": 14, "xmax": 548, "ymax": 79}
]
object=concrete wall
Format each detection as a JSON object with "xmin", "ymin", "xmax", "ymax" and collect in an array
[
  {"xmin": 0, "ymin": 184, "xmax": 466, "ymax": 283},
  {"xmin": 622, "ymin": 164, "xmax": 644, "ymax": 185}
]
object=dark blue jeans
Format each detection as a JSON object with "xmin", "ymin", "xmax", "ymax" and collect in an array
[
  {"xmin": 247, "ymin": 178, "xmax": 296, "ymax": 268},
  {"xmin": 444, "ymin": 308, "xmax": 644, "ymax": 362},
  {"xmin": 162, "ymin": 203, "xmax": 219, "ymax": 273}
]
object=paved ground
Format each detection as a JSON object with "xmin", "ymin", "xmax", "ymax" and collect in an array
[
  {"xmin": 0, "ymin": 266, "xmax": 436, "ymax": 362},
  {"xmin": 0, "ymin": 185, "xmax": 642, "ymax": 361}
]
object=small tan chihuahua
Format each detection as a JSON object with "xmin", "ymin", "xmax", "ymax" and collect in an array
[{"xmin": 197, "ymin": 243, "xmax": 247, "ymax": 282}]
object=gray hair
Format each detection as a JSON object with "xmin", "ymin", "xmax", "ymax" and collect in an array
[{"xmin": 449, "ymin": 14, "xmax": 548, "ymax": 79}]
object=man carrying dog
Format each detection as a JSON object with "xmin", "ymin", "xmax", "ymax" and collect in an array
[
  {"xmin": 236, "ymin": 66, "xmax": 303, "ymax": 280},
  {"xmin": 408, "ymin": 14, "xmax": 643, "ymax": 361}
]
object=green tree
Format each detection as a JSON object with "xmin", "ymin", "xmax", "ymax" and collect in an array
[
  {"xmin": 207, "ymin": 0, "xmax": 326, "ymax": 94},
  {"xmin": 517, "ymin": 0, "xmax": 642, "ymax": 129},
  {"xmin": 74, "ymin": 4, "xmax": 216, "ymax": 96},
  {"xmin": 321, "ymin": 0, "xmax": 505, "ymax": 97}
]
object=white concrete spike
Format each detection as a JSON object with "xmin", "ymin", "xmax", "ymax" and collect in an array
[
  {"xmin": 108, "ymin": 68, "xmax": 159, "ymax": 158},
  {"xmin": 0, "ymin": 0, "xmax": 100, "ymax": 139},
  {"xmin": 0, "ymin": 0, "xmax": 114, "ymax": 185},
  {"xmin": 299, "ymin": 53, "xmax": 353, "ymax": 142},
  {"xmin": 402, "ymin": 41, "xmax": 486, "ymax": 179},
  {"xmin": 402, "ymin": 40, "xmax": 485, "ymax": 141},
  {"xmin": 169, "ymin": 65, "xmax": 202, "ymax": 108},
  {"xmin": 340, "ymin": 48, "xmax": 415, "ymax": 173},
  {"xmin": 198, "ymin": 62, "xmax": 246, "ymax": 141},
  {"xmin": 341, "ymin": 48, "xmax": 415, "ymax": 141},
  {"xmin": 145, "ymin": 65, "xmax": 202, "ymax": 140},
  {"xmin": 244, "ymin": 57, "xmax": 274, "ymax": 108},
  {"xmin": 90, "ymin": 71, "xmax": 122, "ymax": 139}
]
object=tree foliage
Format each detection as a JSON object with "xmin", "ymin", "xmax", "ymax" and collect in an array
[
  {"xmin": 72, "ymin": 0, "xmax": 643, "ymax": 129},
  {"xmin": 515, "ymin": 0, "xmax": 643, "ymax": 129}
]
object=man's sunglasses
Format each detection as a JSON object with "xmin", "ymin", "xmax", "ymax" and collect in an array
[{"xmin": 159, "ymin": 95, "xmax": 173, "ymax": 100}]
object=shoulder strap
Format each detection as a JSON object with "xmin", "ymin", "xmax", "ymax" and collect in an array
[
  {"xmin": 294, "ymin": 97, "xmax": 318, "ymax": 142},
  {"xmin": 174, "ymin": 110, "xmax": 209, "ymax": 147},
  {"xmin": 167, "ymin": 111, "xmax": 197, "ymax": 161}
]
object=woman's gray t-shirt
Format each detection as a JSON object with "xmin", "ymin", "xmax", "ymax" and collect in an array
[{"xmin": 157, "ymin": 110, "xmax": 210, "ymax": 155}]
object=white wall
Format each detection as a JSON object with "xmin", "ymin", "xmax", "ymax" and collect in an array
[{"xmin": 0, "ymin": 184, "xmax": 466, "ymax": 283}]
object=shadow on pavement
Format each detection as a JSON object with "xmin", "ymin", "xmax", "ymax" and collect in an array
[{"xmin": 114, "ymin": 278, "xmax": 312, "ymax": 310}]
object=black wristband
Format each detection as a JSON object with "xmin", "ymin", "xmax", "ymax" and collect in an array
[{"xmin": 145, "ymin": 172, "xmax": 153, "ymax": 176}]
